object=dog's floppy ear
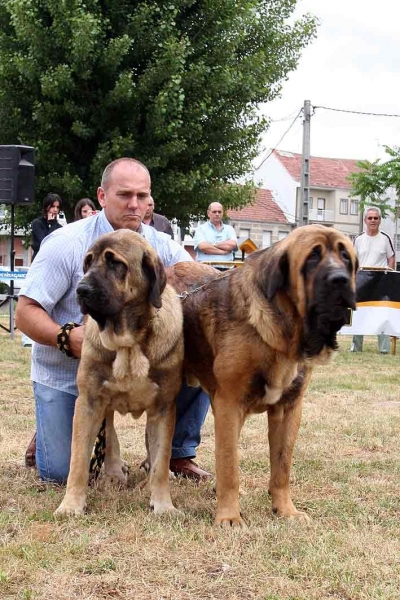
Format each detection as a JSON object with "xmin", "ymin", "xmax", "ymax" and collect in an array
[
  {"xmin": 141, "ymin": 251, "xmax": 167, "ymax": 309},
  {"xmin": 264, "ymin": 251, "xmax": 290, "ymax": 301}
]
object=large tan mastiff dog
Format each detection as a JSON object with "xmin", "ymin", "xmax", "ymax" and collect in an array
[
  {"xmin": 167, "ymin": 225, "xmax": 357, "ymax": 526},
  {"xmin": 55, "ymin": 230, "xmax": 183, "ymax": 517}
]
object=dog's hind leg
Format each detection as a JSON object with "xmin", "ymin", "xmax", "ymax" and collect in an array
[
  {"xmin": 146, "ymin": 404, "xmax": 178, "ymax": 515},
  {"xmin": 104, "ymin": 410, "xmax": 129, "ymax": 487},
  {"xmin": 267, "ymin": 397, "xmax": 310, "ymax": 522},
  {"xmin": 213, "ymin": 393, "xmax": 246, "ymax": 527},
  {"xmin": 54, "ymin": 395, "xmax": 105, "ymax": 517}
]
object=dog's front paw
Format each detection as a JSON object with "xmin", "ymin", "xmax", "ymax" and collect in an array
[
  {"xmin": 272, "ymin": 505, "xmax": 311, "ymax": 523},
  {"xmin": 285, "ymin": 510, "xmax": 311, "ymax": 523},
  {"xmin": 54, "ymin": 498, "xmax": 86, "ymax": 518},
  {"xmin": 150, "ymin": 499, "xmax": 181, "ymax": 516},
  {"xmin": 214, "ymin": 513, "xmax": 247, "ymax": 528}
]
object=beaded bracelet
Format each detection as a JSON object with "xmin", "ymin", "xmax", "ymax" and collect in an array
[{"xmin": 57, "ymin": 322, "xmax": 80, "ymax": 358}]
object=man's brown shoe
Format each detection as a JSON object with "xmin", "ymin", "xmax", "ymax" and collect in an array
[
  {"xmin": 25, "ymin": 432, "xmax": 37, "ymax": 468},
  {"xmin": 169, "ymin": 458, "xmax": 212, "ymax": 482}
]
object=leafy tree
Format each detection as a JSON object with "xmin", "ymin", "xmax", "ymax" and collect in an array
[
  {"xmin": 349, "ymin": 146, "xmax": 400, "ymax": 219},
  {"xmin": 0, "ymin": 0, "xmax": 316, "ymax": 229}
]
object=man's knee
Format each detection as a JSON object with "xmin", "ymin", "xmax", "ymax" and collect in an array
[
  {"xmin": 36, "ymin": 438, "xmax": 70, "ymax": 483},
  {"xmin": 37, "ymin": 463, "xmax": 69, "ymax": 484}
]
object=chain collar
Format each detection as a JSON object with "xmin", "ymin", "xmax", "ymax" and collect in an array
[{"xmin": 176, "ymin": 270, "xmax": 233, "ymax": 301}]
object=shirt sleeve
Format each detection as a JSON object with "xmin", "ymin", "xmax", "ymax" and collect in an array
[
  {"xmin": 386, "ymin": 236, "xmax": 395, "ymax": 259},
  {"xmin": 19, "ymin": 231, "xmax": 75, "ymax": 314},
  {"xmin": 159, "ymin": 234, "xmax": 193, "ymax": 266},
  {"xmin": 193, "ymin": 224, "xmax": 207, "ymax": 250},
  {"xmin": 31, "ymin": 218, "xmax": 47, "ymax": 255}
]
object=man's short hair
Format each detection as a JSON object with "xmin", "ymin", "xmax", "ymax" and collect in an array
[
  {"xmin": 101, "ymin": 158, "xmax": 150, "ymax": 189},
  {"xmin": 364, "ymin": 206, "xmax": 382, "ymax": 219},
  {"xmin": 207, "ymin": 202, "xmax": 223, "ymax": 212}
]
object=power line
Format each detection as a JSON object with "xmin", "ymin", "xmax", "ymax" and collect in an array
[
  {"xmin": 270, "ymin": 109, "xmax": 302, "ymax": 123},
  {"xmin": 256, "ymin": 108, "xmax": 303, "ymax": 170},
  {"xmin": 313, "ymin": 105, "xmax": 400, "ymax": 118}
]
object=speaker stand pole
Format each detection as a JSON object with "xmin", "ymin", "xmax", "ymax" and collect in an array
[
  {"xmin": 9, "ymin": 203, "xmax": 16, "ymax": 340},
  {"xmin": 0, "ymin": 204, "xmax": 16, "ymax": 339}
]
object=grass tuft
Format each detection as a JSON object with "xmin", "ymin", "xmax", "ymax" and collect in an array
[{"xmin": 1, "ymin": 326, "xmax": 399, "ymax": 599}]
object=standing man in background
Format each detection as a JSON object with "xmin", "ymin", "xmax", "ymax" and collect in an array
[
  {"xmin": 350, "ymin": 206, "xmax": 395, "ymax": 354},
  {"xmin": 194, "ymin": 202, "xmax": 237, "ymax": 262},
  {"xmin": 143, "ymin": 196, "xmax": 174, "ymax": 238}
]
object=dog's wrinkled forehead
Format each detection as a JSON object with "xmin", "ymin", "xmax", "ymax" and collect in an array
[
  {"xmin": 84, "ymin": 230, "xmax": 157, "ymax": 269},
  {"xmin": 284, "ymin": 226, "xmax": 357, "ymax": 273}
]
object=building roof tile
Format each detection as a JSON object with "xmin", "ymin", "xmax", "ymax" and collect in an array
[
  {"xmin": 273, "ymin": 149, "xmax": 362, "ymax": 189},
  {"xmin": 227, "ymin": 188, "xmax": 288, "ymax": 224}
]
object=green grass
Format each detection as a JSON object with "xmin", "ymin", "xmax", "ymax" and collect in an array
[{"xmin": 1, "ymin": 328, "xmax": 400, "ymax": 599}]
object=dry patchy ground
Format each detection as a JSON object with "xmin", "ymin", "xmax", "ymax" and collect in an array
[{"xmin": 0, "ymin": 326, "xmax": 399, "ymax": 599}]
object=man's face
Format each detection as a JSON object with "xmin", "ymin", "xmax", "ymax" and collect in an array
[
  {"xmin": 97, "ymin": 162, "xmax": 151, "ymax": 231},
  {"xmin": 145, "ymin": 198, "xmax": 154, "ymax": 220},
  {"xmin": 208, "ymin": 203, "xmax": 223, "ymax": 227},
  {"xmin": 364, "ymin": 210, "xmax": 381, "ymax": 235}
]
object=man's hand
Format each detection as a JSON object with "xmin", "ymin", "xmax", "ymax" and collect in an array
[
  {"xmin": 196, "ymin": 241, "xmax": 227, "ymax": 255},
  {"xmin": 215, "ymin": 240, "xmax": 237, "ymax": 252},
  {"xmin": 16, "ymin": 295, "xmax": 84, "ymax": 355},
  {"xmin": 68, "ymin": 325, "xmax": 85, "ymax": 358}
]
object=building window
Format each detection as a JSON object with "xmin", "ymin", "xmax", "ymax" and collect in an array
[
  {"xmin": 239, "ymin": 228, "xmax": 250, "ymax": 239},
  {"xmin": 309, "ymin": 196, "xmax": 313, "ymax": 210},
  {"xmin": 350, "ymin": 200, "xmax": 358, "ymax": 215},
  {"xmin": 278, "ymin": 231, "xmax": 288, "ymax": 241},
  {"xmin": 340, "ymin": 198, "xmax": 348, "ymax": 214},
  {"xmin": 262, "ymin": 230, "xmax": 272, "ymax": 248}
]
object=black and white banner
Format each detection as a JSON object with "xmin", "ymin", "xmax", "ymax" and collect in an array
[{"xmin": 340, "ymin": 269, "xmax": 400, "ymax": 336}]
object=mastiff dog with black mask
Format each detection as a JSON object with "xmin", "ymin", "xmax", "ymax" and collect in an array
[
  {"xmin": 167, "ymin": 225, "xmax": 358, "ymax": 526},
  {"xmin": 55, "ymin": 230, "xmax": 183, "ymax": 517}
]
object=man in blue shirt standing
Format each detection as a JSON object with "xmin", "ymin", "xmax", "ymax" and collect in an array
[
  {"xmin": 194, "ymin": 202, "xmax": 238, "ymax": 262},
  {"xmin": 16, "ymin": 158, "xmax": 211, "ymax": 483}
]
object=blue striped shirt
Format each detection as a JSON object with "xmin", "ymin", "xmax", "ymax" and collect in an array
[{"xmin": 19, "ymin": 209, "xmax": 192, "ymax": 395}]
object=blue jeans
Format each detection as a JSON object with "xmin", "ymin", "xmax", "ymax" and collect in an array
[{"xmin": 33, "ymin": 381, "xmax": 210, "ymax": 483}]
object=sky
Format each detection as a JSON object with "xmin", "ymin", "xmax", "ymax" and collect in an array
[{"xmin": 255, "ymin": 0, "xmax": 400, "ymax": 170}]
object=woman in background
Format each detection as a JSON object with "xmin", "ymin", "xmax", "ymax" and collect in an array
[
  {"xmin": 31, "ymin": 193, "xmax": 63, "ymax": 262},
  {"xmin": 74, "ymin": 198, "xmax": 96, "ymax": 221}
]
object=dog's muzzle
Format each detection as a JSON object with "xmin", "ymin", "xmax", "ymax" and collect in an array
[
  {"xmin": 76, "ymin": 277, "xmax": 121, "ymax": 318},
  {"xmin": 310, "ymin": 267, "xmax": 356, "ymax": 335}
]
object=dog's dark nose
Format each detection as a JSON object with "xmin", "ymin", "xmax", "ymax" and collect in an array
[
  {"xmin": 327, "ymin": 270, "xmax": 350, "ymax": 286},
  {"xmin": 76, "ymin": 282, "xmax": 92, "ymax": 298}
]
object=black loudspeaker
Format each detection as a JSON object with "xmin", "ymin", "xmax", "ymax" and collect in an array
[{"xmin": 0, "ymin": 145, "xmax": 35, "ymax": 205}]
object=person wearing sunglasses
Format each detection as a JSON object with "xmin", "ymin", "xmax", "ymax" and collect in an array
[
  {"xmin": 193, "ymin": 202, "xmax": 238, "ymax": 262},
  {"xmin": 350, "ymin": 206, "xmax": 395, "ymax": 354}
]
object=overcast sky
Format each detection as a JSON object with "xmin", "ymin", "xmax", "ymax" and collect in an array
[{"xmin": 255, "ymin": 0, "xmax": 400, "ymax": 169}]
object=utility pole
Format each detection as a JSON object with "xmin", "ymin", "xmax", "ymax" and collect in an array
[{"xmin": 298, "ymin": 100, "xmax": 311, "ymax": 226}]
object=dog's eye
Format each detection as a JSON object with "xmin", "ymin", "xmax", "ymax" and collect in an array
[
  {"xmin": 306, "ymin": 246, "xmax": 322, "ymax": 265},
  {"xmin": 83, "ymin": 254, "xmax": 93, "ymax": 273},
  {"xmin": 105, "ymin": 251, "xmax": 128, "ymax": 278},
  {"xmin": 339, "ymin": 246, "xmax": 350, "ymax": 264}
]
